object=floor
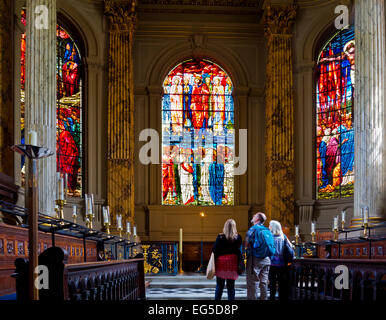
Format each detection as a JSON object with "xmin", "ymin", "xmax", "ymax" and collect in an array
[{"xmin": 145, "ymin": 273, "xmax": 250, "ymax": 300}]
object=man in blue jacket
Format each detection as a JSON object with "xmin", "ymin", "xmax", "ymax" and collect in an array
[{"xmin": 244, "ymin": 212, "xmax": 274, "ymax": 300}]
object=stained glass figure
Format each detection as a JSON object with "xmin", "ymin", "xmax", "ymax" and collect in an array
[
  {"xmin": 20, "ymin": 11, "xmax": 83, "ymax": 197},
  {"xmin": 316, "ymin": 27, "xmax": 355, "ymax": 199},
  {"xmin": 162, "ymin": 60, "xmax": 234, "ymax": 206}
]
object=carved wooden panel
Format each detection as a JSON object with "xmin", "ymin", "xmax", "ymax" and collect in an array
[{"xmin": 0, "ymin": 223, "xmax": 98, "ymax": 296}]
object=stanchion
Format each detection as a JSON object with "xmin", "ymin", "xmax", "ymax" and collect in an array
[{"xmin": 12, "ymin": 144, "xmax": 54, "ymax": 300}]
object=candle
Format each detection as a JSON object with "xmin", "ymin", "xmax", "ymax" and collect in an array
[
  {"xmin": 64, "ymin": 173, "xmax": 68, "ymax": 198},
  {"xmin": 341, "ymin": 210, "xmax": 346, "ymax": 223},
  {"xmin": 311, "ymin": 221, "xmax": 315, "ymax": 234},
  {"xmin": 56, "ymin": 172, "xmax": 61, "ymax": 199},
  {"xmin": 102, "ymin": 207, "xmax": 109, "ymax": 224},
  {"xmin": 87, "ymin": 197, "xmax": 93, "ymax": 214},
  {"xmin": 90, "ymin": 194, "xmax": 94, "ymax": 216},
  {"xmin": 364, "ymin": 207, "xmax": 369, "ymax": 224},
  {"xmin": 361, "ymin": 207, "xmax": 364, "ymax": 222},
  {"xmin": 107, "ymin": 206, "xmax": 110, "ymax": 224},
  {"xmin": 72, "ymin": 205, "xmax": 77, "ymax": 217},
  {"xmin": 295, "ymin": 225, "xmax": 299, "ymax": 237},
  {"xmin": 59, "ymin": 177, "xmax": 64, "ymax": 200},
  {"xmin": 84, "ymin": 194, "xmax": 89, "ymax": 214},
  {"xmin": 127, "ymin": 221, "xmax": 131, "ymax": 233},
  {"xmin": 333, "ymin": 217, "xmax": 338, "ymax": 231},
  {"xmin": 27, "ymin": 130, "xmax": 37, "ymax": 146},
  {"xmin": 179, "ymin": 228, "xmax": 183, "ymax": 253},
  {"xmin": 133, "ymin": 225, "xmax": 137, "ymax": 236},
  {"xmin": 117, "ymin": 215, "xmax": 122, "ymax": 229}
]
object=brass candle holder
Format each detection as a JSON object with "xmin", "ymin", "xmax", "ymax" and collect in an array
[
  {"xmin": 56, "ymin": 199, "xmax": 66, "ymax": 224},
  {"xmin": 295, "ymin": 234, "xmax": 300, "ymax": 245},
  {"xmin": 363, "ymin": 222, "xmax": 369, "ymax": 238},
  {"xmin": 178, "ymin": 251, "xmax": 183, "ymax": 273},
  {"xmin": 341, "ymin": 220, "xmax": 345, "ymax": 231},
  {"xmin": 86, "ymin": 213, "xmax": 93, "ymax": 229},
  {"xmin": 104, "ymin": 221, "xmax": 110, "ymax": 235},
  {"xmin": 118, "ymin": 226, "xmax": 123, "ymax": 238},
  {"xmin": 333, "ymin": 229, "xmax": 339, "ymax": 241},
  {"xmin": 72, "ymin": 214, "xmax": 77, "ymax": 224},
  {"xmin": 127, "ymin": 231, "xmax": 132, "ymax": 241},
  {"xmin": 311, "ymin": 231, "xmax": 316, "ymax": 243}
]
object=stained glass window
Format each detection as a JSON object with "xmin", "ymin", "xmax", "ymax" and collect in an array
[
  {"xmin": 56, "ymin": 26, "xmax": 83, "ymax": 197},
  {"xmin": 20, "ymin": 11, "xmax": 83, "ymax": 197},
  {"xmin": 316, "ymin": 27, "xmax": 355, "ymax": 199},
  {"xmin": 162, "ymin": 59, "xmax": 234, "ymax": 206}
]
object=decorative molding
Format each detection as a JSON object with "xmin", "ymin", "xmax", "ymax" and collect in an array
[
  {"xmin": 104, "ymin": 0, "xmax": 137, "ymax": 33},
  {"xmin": 264, "ymin": 4, "xmax": 297, "ymax": 36},
  {"xmin": 139, "ymin": 0, "xmax": 262, "ymax": 8}
]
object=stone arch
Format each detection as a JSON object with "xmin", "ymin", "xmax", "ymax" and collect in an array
[
  {"xmin": 56, "ymin": 0, "xmax": 99, "ymax": 59},
  {"xmin": 147, "ymin": 41, "xmax": 249, "ymax": 89}
]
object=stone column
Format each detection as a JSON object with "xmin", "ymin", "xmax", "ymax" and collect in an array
[
  {"xmin": 104, "ymin": 0, "xmax": 136, "ymax": 228},
  {"xmin": 353, "ymin": 0, "xmax": 386, "ymax": 226},
  {"xmin": 263, "ymin": 4, "xmax": 297, "ymax": 229},
  {"xmin": 25, "ymin": 0, "xmax": 56, "ymax": 215},
  {"xmin": 0, "ymin": 0, "xmax": 14, "ymax": 177}
]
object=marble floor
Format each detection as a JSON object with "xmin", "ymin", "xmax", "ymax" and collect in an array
[{"xmin": 145, "ymin": 273, "xmax": 255, "ymax": 300}]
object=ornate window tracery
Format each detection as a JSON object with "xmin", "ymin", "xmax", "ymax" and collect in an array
[{"xmin": 162, "ymin": 59, "xmax": 234, "ymax": 206}]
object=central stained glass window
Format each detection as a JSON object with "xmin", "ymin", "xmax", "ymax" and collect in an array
[{"xmin": 162, "ymin": 59, "xmax": 234, "ymax": 206}]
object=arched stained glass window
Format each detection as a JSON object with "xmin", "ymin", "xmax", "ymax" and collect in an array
[
  {"xmin": 56, "ymin": 26, "xmax": 83, "ymax": 197},
  {"xmin": 162, "ymin": 59, "xmax": 234, "ymax": 206},
  {"xmin": 316, "ymin": 27, "xmax": 355, "ymax": 199},
  {"xmin": 20, "ymin": 10, "xmax": 83, "ymax": 197}
]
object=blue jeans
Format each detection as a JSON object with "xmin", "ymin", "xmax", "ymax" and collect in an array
[{"xmin": 215, "ymin": 277, "xmax": 235, "ymax": 300}]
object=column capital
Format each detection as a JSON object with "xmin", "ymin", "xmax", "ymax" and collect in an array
[
  {"xmin": 104, "ymin": 0, "xmax": 137, "ymax": 34},
  {"xmin": 263, "ymin": 4, "xmax": 297, "ymax": 37}
]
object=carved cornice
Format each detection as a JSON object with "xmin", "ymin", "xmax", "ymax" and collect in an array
[
  {"xmin": 139, "ymin": 0, "xmax": 261, "ymax": 7},
  {"xmin": 264, "ymin": 4, "xmax": 297, "ymax": 37},
  {"xmin": 104, "ymin": 0, "xmax": 137, "ymax": 33}
]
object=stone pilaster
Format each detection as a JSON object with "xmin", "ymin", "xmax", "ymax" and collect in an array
[
  {"xmin": 25, "ymin": 0, "xmax": 56, "ymax": 215},
  {"xmin": 263, "ymin": 4, "xmax": 296, "ymax": 229},
  {"xmin": 353, "ymin": 0, "xmax": 386, "ymax": 226},
  {"xmin": 105, "ymin": 0, "xmax": 137, "ymax": 227},
  {"xmin": 0, "ymin": 0, "xmax": 14, "ymax": 177}
]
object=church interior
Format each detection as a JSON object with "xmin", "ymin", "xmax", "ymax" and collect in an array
[{"xmin": 0, "ymin": 0, "xmax": 385, "ymax": 301}]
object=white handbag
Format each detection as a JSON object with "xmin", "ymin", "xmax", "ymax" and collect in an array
[{"xmin": 206, "ymin": 252, "xmax": 216, "ymax": 280}]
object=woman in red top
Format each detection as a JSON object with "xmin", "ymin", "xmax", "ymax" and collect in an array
[{"xmin": 212, "ymin": 219, "xmax": 243, "ymax": 300}]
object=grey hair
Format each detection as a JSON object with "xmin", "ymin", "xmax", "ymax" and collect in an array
[
  {"xmin": 223, "ymin": 219, "xmax": 238, "ymax": 241},
  {"xmin": 269, "ymin": 220, "xmax": 284, "ymax": 239}
]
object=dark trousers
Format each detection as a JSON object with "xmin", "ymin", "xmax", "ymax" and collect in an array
[
  {"xmin": 215, "ymin": 277, "xmax": 235, "ymax": 300},
  {"xmin": 269, "ymin": 266, "xmax": 289, "ymax": 300}
]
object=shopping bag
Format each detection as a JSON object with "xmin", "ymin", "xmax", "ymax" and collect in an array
[{"xmin": 206, "ymin": 252, "xmax": 216, "ymax": 279}]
